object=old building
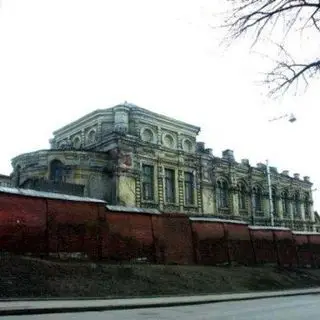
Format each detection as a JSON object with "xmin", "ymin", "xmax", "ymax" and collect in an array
[
  {"xmin": 11, "ymin": 102, "xmax": 315, "ymax": 231},
  {"xmin": 0, "ymin": 174, "xmax": 11, "ymax": 187}
]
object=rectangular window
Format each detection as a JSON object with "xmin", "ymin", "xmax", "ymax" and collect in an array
[
  {"xmin": 184, "ymin": 172, "xmax": 194, "ymax": 205},
  {"xmin": 165, "ymin": 168, "xmax": 175, "ymax": 203},
  {"xmin": 142, "ymin": 164, "xmax": 154, "ymax": 201},
  {"xmin": 305, "ymin": 202, "xmax": 310, "ymax": 219},
  {"xmin": 282, "ymin": 199, "xmax": 288, "ymax": 217},
  {"xmin": 239, "ymin": 193, "xmax": 246, "ymax": 210}
]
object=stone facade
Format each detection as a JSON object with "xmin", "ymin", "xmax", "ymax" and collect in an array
[
  {"xmin": 0, "ymin": 174, "xmax": 11, "ymax": 187},
  {"xmin": 11, "ymin": 102, "xmax": 315, "ymax": 231}
]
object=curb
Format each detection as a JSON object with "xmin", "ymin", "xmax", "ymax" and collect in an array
[{"xmin": 1, "ymin": 289, "xmax": 320, "ymax": 316}]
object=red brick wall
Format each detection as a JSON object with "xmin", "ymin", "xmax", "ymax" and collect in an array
[
  {"xmin": 250, "ymin": 229, "xmax": 278, "ymax": 264},
  {"xmin": 225, "ymin": 223, "xmax": 254, "ymax": 265},
  {"xmin": 309, "ymin": 234, "xmax": 320, "ymax": 267},
  {"xmin": 101, "ymin": 212, "xmax": 155, "ymax": 262},
  {"xmin": 0, "ymin": 193, "xmax": 47, "ymax": 254},
  {"xmin": 47, "ymin": 199, "xmax": 101, "ymax": 259},
  {"xmin": 294, "ymin": 234, "xmax": 313, "ymax": 266},
  {"xmin": 2, "ymin": 191, "xmax": 320, "ymax": 267},
  {"xmin": 191, "ymin": 221, "xmax": 229, "ymax": 265},
  {"xmin": 152, "ymin": 213, "xmax": 195, "ymax": 265},
  {"xmin": 274, "ymin": 230, "xmax": 297, "ymax": 266}
]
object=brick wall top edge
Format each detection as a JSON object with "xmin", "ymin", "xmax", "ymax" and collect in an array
[
  {"xmin": 249, "ymin": 226, "xmax": 291, "ymax": 231},
  {"xmin": 0, "ymin": 186, "xmax": 106, "ymax": 204},
  {"xmin": 106, "ymin": 205, "xmax": 161, "ymax": 215},
  {"xmin": 190, "ymin": 217, "xmax": 248, "ymax": 225},
  {"xmin": 293, "ymin": 231, "xmax": 320, "ymax": 235}
]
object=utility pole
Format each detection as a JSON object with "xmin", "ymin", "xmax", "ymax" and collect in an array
[
  {"xmin": 266, "ymin": 160, "xmax": 274, "ymax": 227},
  {"xmin": 265, "ymin": 112, "xmax": 296, "ymax": 227}
]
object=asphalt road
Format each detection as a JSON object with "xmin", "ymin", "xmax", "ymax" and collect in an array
[{"xmin": 4, "ymin": 295, "xmax": 320, "ymax": 319}]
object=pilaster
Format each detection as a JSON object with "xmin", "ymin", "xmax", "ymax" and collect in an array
[
  {"xmin": 178, "ymin": 169, "xmax": 184, "ymax": 212},
  {"xmin": 231, "ymin": 186, "xmax": 239, "ymax": 216},
  {"xmin": 157, "ymin": 164, "xmax": 164, "ymax": 210}
]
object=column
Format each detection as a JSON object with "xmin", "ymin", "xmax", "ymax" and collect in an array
[
  {"xmin": 277, "ymin": 198, "xmax": 284, "ymax": 219},
  {"xmin": 195, "ymin": 169, "xmax": 202, "ymax": 213},
  {"xmin": 263, "ymin": 195, "xmax": 270, "ymax": 226},
  {"xmin": 158, "ymin": 164, "xmax": 164, "ymax": 210},
  {"xmin": 157, "ymin": 126, "xmax": 162, "ymax": 146},
  {"xmin": 300, "ymin": 202, "xmax": 306, "ymax": 231},
  {"xmin": 310, "ymin": 202, "xmax": 316, "ymax": 232},
  {"xmin": 178, "ymin": 170, "xmax": 184, "ymax": 212},
  {"xmin": 289, "ymin": 201, "xmax": 294, "ymax": 229},
  {"xmin": 81, "ymin": 129, "xmax": 85, "ymax": 146},
  {"xmin": 97, "ymin": 118, "xmax": 102, "ymax": 141},
  {"xmin": 277, "ymin": 198, "xmax": 283, "ymax": 227},
  {"xmin": 231, "ymin": 186, "xmax": 239, "ymax": 216},
  {"xmin": 177, "ymin": 133, "xmax": 183, "ymax": 150},
  {"xmin": 135, "ymin": 165, "xmax": 141, "ymax": 207},
  {"xmin": 249, "ymin": 191, "xmax": 255, "ymax": 225}
]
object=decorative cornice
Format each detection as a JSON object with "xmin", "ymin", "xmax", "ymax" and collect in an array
[
  {"xmin": 52, "ymin": 109, "xmax": 113, "ymax": 136},
  {"xmin": 130, "ymin": 106, "xmax": 200, "ymax": 135}
]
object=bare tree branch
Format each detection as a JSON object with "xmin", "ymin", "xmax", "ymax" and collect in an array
[{"xmin": 222, "ymin": 0, "xmax": 320, "ymax": 97}]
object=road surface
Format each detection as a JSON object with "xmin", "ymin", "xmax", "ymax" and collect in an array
[{"xmin": 4, "ymin": 295, "xmax": 320, "ymax": 319}]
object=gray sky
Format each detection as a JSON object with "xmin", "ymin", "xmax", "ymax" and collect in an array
[{"xmin": 0, "ymin": 0, "xmax": 319, "ymax": 209}]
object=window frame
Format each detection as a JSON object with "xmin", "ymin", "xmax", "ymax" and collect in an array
[
  {"xmin": 184, "ymin": 171, "xmax": 194, "ymax": 205},
  {"xmin": 217, "ymin": 180, "xmax": 229, "ymax": 209},
  {"xmin": 304, "ymin": 192, "xmax": 310, "ymax": 219},
  {"xmin": 238, "ymin": 182, "xmax": 247, "ymax": 210},
  {"xmin": 252, "ymin": 186, "xmax": 262, "ymax": 213},
  {"xmin": 281, "ymin": 191, "xmax": 289, "ymax": 217},
  {"xmin": 142, "ymin": 164, "xmax": 155, "ymax": 201},
  {"xmin": 164, "ymin": 168, "xmax": 175, "ymax": 203},
  {"xmin": 294, "ymin": 192, "xmax": 301, "ymax": 218},
  {"xmin": 50, "ymin": 160, "xmax": 64, "ymax": 183},
  {"xmin": 272, "ymin": 188, "xmax": 277, "ymax": 216}
]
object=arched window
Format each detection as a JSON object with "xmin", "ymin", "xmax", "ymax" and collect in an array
[
  {"xmin": 50, "ymin": 160, "xmax": 64, "ymax": 183},
  {"xmin": 304, "ymin": 192, "xmax": 310, "ymax": 220},
  {"xmin": 217, "ymin": 180, "xmax": 229, "ymax": 209},
  {"xmin": 281, "ymin": 191, "xmax": 289, "ymax": 217},
  {"xmin": 252, "ymin": 186, "xmax": 262, "ymax": 213},
  {"xmin": 238, "ymin": 182, "xmax": 246, "ymax": 210},
  {"xmin": 294, "ymin": 192, "xmax": 300, "ymax": 218},
  {"xmin": 73, "ymin": 136, "xmax": 81, "ymax": 149},
  {"xmin": 87, "ymin": 130, "xmax": 96, "ymax": 145}
]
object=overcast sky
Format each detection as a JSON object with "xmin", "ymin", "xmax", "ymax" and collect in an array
[{"xmin": 0, "ymin": 0, "xmax": 319, "ymax": 209}]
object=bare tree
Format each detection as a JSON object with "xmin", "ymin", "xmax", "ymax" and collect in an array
[{"xmin": 223, "ymin": 0, "xmax": 320, "ymax": 97}]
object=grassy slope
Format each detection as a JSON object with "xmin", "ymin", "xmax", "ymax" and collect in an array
[{"xmin": 1, "ymin": 255, "xmax": 320, "ymax": 298}]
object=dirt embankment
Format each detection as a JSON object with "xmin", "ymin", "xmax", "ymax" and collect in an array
[{"xmin": 1, "ymin": 255, "xmax": 320, "ymax": 298}]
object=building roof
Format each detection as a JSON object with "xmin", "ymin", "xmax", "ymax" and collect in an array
[
  {"xmin": 0, "ymin": 186, "xmax": 106, "ymax": 203},
  {"xmin": 52, "ymin": 102, "xmax": 201, "ymax": 136}
]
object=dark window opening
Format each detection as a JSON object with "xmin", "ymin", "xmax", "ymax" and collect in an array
[
  {"xmin": 294, "ymin": 192, "xmax": 301, "ymax": 218},
  {"xmin": 252, "ymin": 186, "xmax": 262, "ymax": 213},
  {"xmin": 50, "ymin": 160, "xmax": 64, "ymax": 183},
  {"xmin": 305, "ymin": 193, "xmax": 310, "ymax": 219},
  {"xmin": 282, "ymin": 191, "xmax": 289, "ymax": 217},
  {"xmin": 165, "ymin": 168, "xmax": 175, "ymax": 203},
  {"xmin": 142, "ymin": 164, "xmax": 154, "ymax": 201},
  {"xmin": 238, "ymin": 183, "xmax": 246, "ymax": 210},
  {"xmin": 184, "ymin": 172, "xmax": 194, "ymax": 205},
  {"xmin": 272, "ymin": 189, "xmax": 277, "ymax": 216},
  {"xmin": 217, "ymin": 180, "xmax": 229, "ymax": 209}
]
